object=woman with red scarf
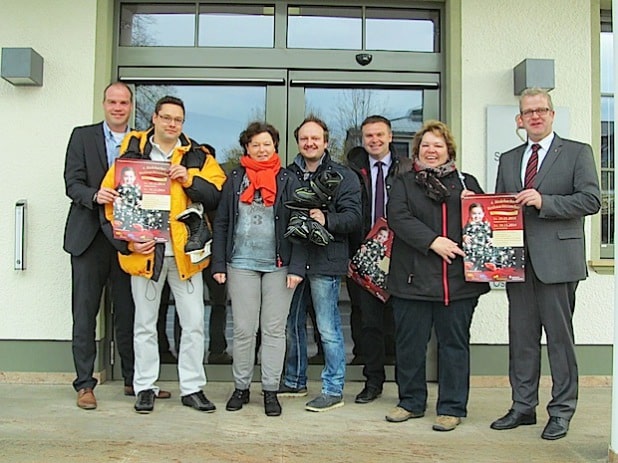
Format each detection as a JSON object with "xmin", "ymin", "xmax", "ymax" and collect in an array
[{"xmin": 211, "ymin": 121, "xmax": 306, "ymax": 417}]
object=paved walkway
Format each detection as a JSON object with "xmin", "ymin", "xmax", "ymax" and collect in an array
[{"xmin": 0, "ymin": 381, "xmax": 611, "ymax": 462}]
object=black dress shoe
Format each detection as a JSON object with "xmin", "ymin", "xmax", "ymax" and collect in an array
[
  {"xmin": 355, "ymin": 386, "xmax": 382, "ymax": 404},
  {"xmin": 134, "ymin": 389, "xmax": 155, "ymax": 414},
  {"xmin": 181, "ymin": 391, "xmax": 216, "ymax": 413},
  {"xmin": 541, "ymin": 416, "xmax": 569, "ymax": 440},
  {"xmin": 490, "ymin": 409, "xmax": 536, "ymax": 430}
]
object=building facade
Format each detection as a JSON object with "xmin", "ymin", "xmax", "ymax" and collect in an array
[{"xmin": 0, "ymin": 0, "xmax": 613, "ymax": 382}]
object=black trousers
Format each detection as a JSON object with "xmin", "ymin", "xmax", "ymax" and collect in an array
[
  {"xmin": 346, "ymin": 277, "xmax": 364, "ymax": 359},
  {"xmin": 71, "ymin": 231, "xmax": 134, "ymax": 390},
  {"xmin": 204, "ymin": 269, "xmax": 228, "ymax": 354},
  {"xmin": 359, "ymin": 288, "xmax": 395, "ymax": 389},
  {"xmin": 392, "ymin": 296, "xmax": 476, "ymax": 417}
]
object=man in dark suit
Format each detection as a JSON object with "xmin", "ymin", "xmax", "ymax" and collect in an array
[
  {"xmin": 491, "ymin": 88, "xmax": 601, "ymax": 440},
  {"xmin": 63, "ymin": 82, "xmax": 170, "ymax": 409},
  {"xmin": 347, "ymin": 115, "xmax": 412, "ymax": 404}
]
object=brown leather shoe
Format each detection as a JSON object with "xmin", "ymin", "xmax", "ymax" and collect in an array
[
  {"xmin": 124, "ymin": 385, "xmax": 171, "ymax": 399},
  {"xmin": 77, "ymin": 388, "xmax": 97, "ymax": 410},
  {"xmin": 157, "ymin": 390, "xmax": 172, "ymax": 399}
]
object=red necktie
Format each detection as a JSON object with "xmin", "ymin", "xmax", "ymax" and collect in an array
[
  {"xmin": 374, "ymin": 161, "xmax": 385, "ymax": 223},
  {"xmin": 524, "ymin": 144, "xmax": 540, "ymax": 189}
]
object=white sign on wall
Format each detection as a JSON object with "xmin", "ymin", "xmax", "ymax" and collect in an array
[{"xmin": 485, "ymin": 105, "xmax": 570, "ymax": 193}]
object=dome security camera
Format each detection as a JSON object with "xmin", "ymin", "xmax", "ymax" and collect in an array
[{"xmin": 355, "ymin": 53, "xmax": 373, "ymax": 66}]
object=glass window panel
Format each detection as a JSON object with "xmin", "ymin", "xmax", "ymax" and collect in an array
[
  {"xmin": 199, "ymin": 4, "xmax": 274, "ymax": 47},
  {"xmin": 601, "ymin": 116, "xmax": 614, "ymax": 246},
  {"xmin": 391, "ymin": 141, "xmax": 412, "ymax": 158},
  {"xmin": 366, "ymin": 8, "xmax": 438, "ymax": 52},
  {"xmin": 601, "ymin": 167, "xmax": 614, "ymax": 245},
  {"xmin": 120, "ymin": 3, "xmax": 195, "ymax": 47},
  {"xmin": 304, "ymin": 88, "xmax": 423, "ymax": 162},
  {"xmin": 287, "ymin": 6, "xmax": 361, "ymax": 49},
  {"xmin": 135, "ymin": 85, "xmax": 266, "ymax": 165},
  {"xmin": 601, "ymin": 32, "xmax": 614, "ymax": 94},
  {"xmin": 601, "ymin": 94, "xmax": 614, "ymax": 129},
  {"xmin": 600, "ymin": 24, "xmax": 614, "ymax": 250}
]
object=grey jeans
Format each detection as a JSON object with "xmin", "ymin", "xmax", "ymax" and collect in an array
[{"xmin": 227, "ymin": 265, "xmax": 295, "ymax": 391}]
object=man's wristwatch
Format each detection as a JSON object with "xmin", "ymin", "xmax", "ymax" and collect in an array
[{"xmin": 93, "ymin": 192, "xmax": 98, "ymax": 204}]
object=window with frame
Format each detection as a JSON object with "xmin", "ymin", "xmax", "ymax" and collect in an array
[
  {"xmin": 601, "ymin": 10, "xmax": 614, "ymax": 258},
  {"xmin": 286, "ymin": 5, "xmax": 439, "ymax": 51},
  {"xmin": 119, "ymin": 3, "xmax": 276, "ymax": 48}
]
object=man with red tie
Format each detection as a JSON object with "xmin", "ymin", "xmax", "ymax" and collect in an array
[{"xmin": 491, "ymin": 88, "xmax": 601, "ymax": 440}]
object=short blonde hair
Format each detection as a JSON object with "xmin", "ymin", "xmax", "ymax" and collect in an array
[
  {"xmin": 519, "ymin": 87, "xmax": 554, "ymax": 112},
  {"xmin": 412, "ymin": 120, "xmax": 457, "ymax": 161}
]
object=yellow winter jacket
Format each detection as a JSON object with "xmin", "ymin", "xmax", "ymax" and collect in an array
[{"xmin": 102, "ymin": 129, "xmax": 226, "ymax": 281}]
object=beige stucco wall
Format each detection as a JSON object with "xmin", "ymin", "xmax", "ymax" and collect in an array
[
  {"xmin": 0, "ymin": 0, "xmax": 99, "ymax": 339},
  {"xmin": 0, "ymin": 0, "xmax": 612, "ymax": 347},
  {"xmin": 459, "ymin": 0, "xmax": 614, "ymax": 344}
]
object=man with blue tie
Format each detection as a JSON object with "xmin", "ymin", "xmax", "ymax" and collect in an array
[
  {"xmin": 491, "ymin": 88, "xmax": 601, "ymax": 440},
  {"xmin": 347, "ymin": 115, "xmax": 411, "ymax": 404},
  {"xmin": 63, "ymin": 83, "xmax": 170, "ymax": 409}
]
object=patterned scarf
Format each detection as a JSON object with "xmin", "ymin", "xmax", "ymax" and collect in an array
[
  {"xmin": 413, "ymin": 158, "xmax": 458, "ymax": 202},
  {"xmin": 239, "ymin": 154, "xmax": 281, "ymax": 206}
]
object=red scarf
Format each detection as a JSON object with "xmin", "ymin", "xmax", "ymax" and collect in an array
[{"xmin": 239, "ymin": 154, "xmax": 281, "ymax": 206}]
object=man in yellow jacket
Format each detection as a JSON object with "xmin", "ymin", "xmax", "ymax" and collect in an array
[{"xmin": 101, "ymin": 95, "xmax": 226, "ymax": 414}]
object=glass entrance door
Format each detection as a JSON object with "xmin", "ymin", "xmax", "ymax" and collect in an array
[
  {"xmin": 113, "ymin": 69, "xmax": 287, "ymax": 381},
  {"xmin": 285, "ymin": 70, "xmax": 440, "ymax": 379},
  {"xmin": 112, "ymin": 68, "xmax": 440, "ymax": 381}
]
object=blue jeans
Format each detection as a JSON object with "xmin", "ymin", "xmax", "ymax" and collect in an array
[{"xmin": 284, "ymin": 275, "xmax": 345, "ymax": 396}]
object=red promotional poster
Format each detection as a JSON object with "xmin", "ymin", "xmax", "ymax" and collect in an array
[
  {"xmin": 461, "ymin": 194, "xmax": 525, "ymax": 283},
  {"xmin": 349, "ymin": 217, "xmax": 393, "ymax": 302},
  {"xmin": 112, "ymin": 158, "xmax": 171, "ymax": 242}
]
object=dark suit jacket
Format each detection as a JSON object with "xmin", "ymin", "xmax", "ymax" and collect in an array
[
  {"xmin": 495, "ymin": 134, "xmax": 601, "ymax": 284},
  {"xmin": 63, "ymin": 122, "xmax": 116, "ymax": 257}
]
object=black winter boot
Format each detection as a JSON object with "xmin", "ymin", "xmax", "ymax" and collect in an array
[
  {"xmin": 263, "ymin": 391, "xmax": 281, "ymax": 416},
  {"xmin": 176, "ymin": 203, "xmax": 212, "ymax": 263},
  {"xmin": 285, "ymin": 171, "xmax": 343, "ymax": 210},
  {"xmin": 226, "ymin": 388, "xmax": 250, "ymax": 411},
  {"xmin": 284, "ymin": 212, "xmax": 334, "ymax": 246}
]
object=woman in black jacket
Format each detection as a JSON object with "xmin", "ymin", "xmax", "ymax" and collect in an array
[
  {"xmin": 211, "ymin": 121, "xmax": 305, "ymax": 417},
  {"xmin": 385, "ymin": 120, "xmax": 490, "ymax": 432}
]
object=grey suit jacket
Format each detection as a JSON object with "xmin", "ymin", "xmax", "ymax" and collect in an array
[
  {"xmin": 63, "ymin": 122, "xmax": 111, "ymax": 257},
  {"xmin": 495, "ymin": 134, "xmax": 601, "ymax": 284}
]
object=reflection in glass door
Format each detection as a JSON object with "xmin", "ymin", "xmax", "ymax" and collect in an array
[
  {"xmin": 303, "ymin": 87, "xmax": 424, "ymax": 162},
  {"xmin": 134, "ymin": 84, "xmax": 267, "ymax": 167},
  {"xmin": 287, "ymin": 71, "xmax": 439, "ymax": 163}
]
